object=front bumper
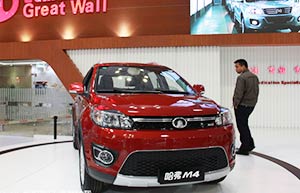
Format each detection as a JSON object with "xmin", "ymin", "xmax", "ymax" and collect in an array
[
  {"xmin": 81, "ymin": 118, "xmax": 235, "ymax": 186},
  {"xmin": 244, "ymin": 14, "xmax": 300, "ymax": 30},
  {"xmin": 113, "ymin": 167, "xmax": 230, "ymax": 187},
  {"xmin": 87, "ymin": 146, "xmax": 231, "ymax": 186}
]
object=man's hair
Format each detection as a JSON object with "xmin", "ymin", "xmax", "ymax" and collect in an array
[{"xmin": 234, "ymin": 59, "xmax": 248, "ymax": 68}]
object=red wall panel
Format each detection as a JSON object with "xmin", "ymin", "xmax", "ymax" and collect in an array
[{"xmin": 0, "ymin": 0, "xmax": 189, "ymax": 42}]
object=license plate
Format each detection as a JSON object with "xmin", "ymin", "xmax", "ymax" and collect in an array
[{"xmin": 158, "ymin": 168, "xmax": 204, "ymax": 184}]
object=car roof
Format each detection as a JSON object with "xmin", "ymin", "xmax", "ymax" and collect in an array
[{"xmin": 93, "ymin": 62, "xmax": 165, "ymax": 68}]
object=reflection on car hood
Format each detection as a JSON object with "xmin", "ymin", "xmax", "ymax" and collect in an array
[
  {"xmin": 248, "ymin": 1, "xmax": 293, "ymax": 8},
  {"xmin": 93, "ymin": 94, "xmax": 220, "ymax": 117}
]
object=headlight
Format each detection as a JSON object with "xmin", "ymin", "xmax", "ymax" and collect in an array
[
  {"xmin": 91, "ymin": 107, "xmax": 133, "ymax": 129},
  {"xmin": 215, "ymin": 108, "xmax": 233, "ymax": 126},
  {"xmin": 292, "ymin": 5, "xmax": 300, "ymax": 14},
  {"xmin": 246, "ymin": 7, "xmax": 263, "ymax": 15}
]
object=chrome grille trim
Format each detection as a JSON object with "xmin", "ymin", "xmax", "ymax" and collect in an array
[
  {"xmin": 187, "ymin": 116, "xmax": 216, "ymax": 122},
  {"xmin": 263, "ymin": 7, "xmax": 292, "ymax": 15},
  {"xmin": 132, "ymin": 116, "xmax": 216, "ymax": 123},
  {"xmin": 132, "ymin": 118, "xmax": 172, "ymax": 122}
]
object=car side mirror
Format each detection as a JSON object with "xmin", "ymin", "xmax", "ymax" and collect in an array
[
  {"xmin": 69, "ymin": 82, "xmax": 84, "ymax": 94},
  {"xmin": 193, "ymin": 84, "xmax": 205, "ymax": 95}
]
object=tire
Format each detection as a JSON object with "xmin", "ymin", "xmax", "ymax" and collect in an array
[
  {"xmin": 72, "ymin": 119, "xmax": 78, "ymax": 150},
  {"xmin": 79, "ymin": 139, "xmax": 104, "ymax": 193},
  {"xmin": 290, "ymin": 27, "xmax": 300, "ymax": 32},
  {"xmin": 205, "ymin": 176, "xmax": 227, "ymax": 184},
  {"xmin": 234, "ymin": 15, "xmax": 241, "ymax": 33},
  {"xmin": 241, "ymin": 17, "xmax": 248, "ymax": 33}
]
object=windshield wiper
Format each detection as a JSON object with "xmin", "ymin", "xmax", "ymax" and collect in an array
[
  {"xmin": 96, "ymin": 88, "xmax": 161, "ymax": 94},
  {"xmin": 96, "ymin": 88, "xmax": 191, "ymax": 94},
  {"xmin": 96, "ymin": 88, "xmax": 133, "ymax": 93},
  {"xmin": 154, "ymin": 89, "xmax": 191, "ymax": 95}
]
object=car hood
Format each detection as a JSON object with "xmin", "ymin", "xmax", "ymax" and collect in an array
[
  {"xmin": 248, "ymin": 1, "xmax": 293, "ymax": 8},
  {"xmin": 93, "ymin": 94, "xmax": 221, "ymax": 117}
]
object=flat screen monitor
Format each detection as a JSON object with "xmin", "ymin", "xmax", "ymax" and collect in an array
[{"xmin": 190, "ymin": 0, "xmax": 300, "ymax": 34}]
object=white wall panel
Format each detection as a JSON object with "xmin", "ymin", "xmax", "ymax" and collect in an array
[
  {"xmin": 220, "ymin": 46, "xmax": 300, "ymax": 130},
  {"xmin": 67, "ymin": 46, "xmax": 300, "ymax": 131},
  {"xmin": 67, "ymin": 47, "xmax": 221, "ymax": 103}
]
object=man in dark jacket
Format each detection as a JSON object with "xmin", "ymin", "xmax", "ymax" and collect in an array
[{"xmin": 233, "ymin": 59, "xmax": 259, "ymax": 155}]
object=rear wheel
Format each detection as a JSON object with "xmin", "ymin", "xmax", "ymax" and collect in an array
[{"xmin": 79, "ymin": 139, "xmax": 104, "ymax": 193}]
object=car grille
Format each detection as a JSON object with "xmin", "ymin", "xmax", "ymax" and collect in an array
[
  {"xmin": 265, "ymin": 16, "xmax": 293, "ymax": 23},
  {"xmin": 131, "ymin": 116, "xmax": 217, "ymax": 130},
  {"xmin": 119, "ymin": 148, "xmax": 228, "ymax": 176},
  {"xmin": 263, "ymin": 7, "xmax": 292, "ymax": 15}
]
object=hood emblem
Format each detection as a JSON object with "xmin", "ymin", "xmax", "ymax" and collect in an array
[{"xmin": 172, "ymin": 117, "xmax": 188, "ymax": 129}]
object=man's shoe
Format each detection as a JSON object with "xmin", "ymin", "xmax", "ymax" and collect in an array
[
  {"xmin": 248, "ymin": 146, "xmax": 255, "ymax": 152},
  {"xmin": 236, "ymin": 149, "xmax": 249, "ymax": 155}
]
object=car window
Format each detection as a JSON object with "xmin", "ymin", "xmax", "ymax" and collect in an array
[
  {"xmin": 83, "ymin": 67, "xmax": 94, "ymax": 93},
  {"xmin": 160, "ymin": 70, "xmax": 187, "ymax": 91},
  {"xmin": 94, "ymin": 66, "xmax": 195, "ymax": 95}
]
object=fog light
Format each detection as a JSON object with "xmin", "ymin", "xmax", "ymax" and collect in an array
[
  {"xmin": 93, "ymin": 146, "xmax": 115, "ymax": 165},
  {"xmin": 250, "ymin": 19, "xmax": 259, "ymax": 26}
]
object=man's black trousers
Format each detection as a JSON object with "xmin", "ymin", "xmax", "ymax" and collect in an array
[{"xmin": 234, "ymin": 105, "xmax": 255, "ymax": 151}]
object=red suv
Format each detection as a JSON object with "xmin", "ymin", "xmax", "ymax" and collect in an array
[{"xmin": 69, "ymin": 63, "xmax": 235, "ymax": 193}]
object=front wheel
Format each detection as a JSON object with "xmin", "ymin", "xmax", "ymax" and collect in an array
[
  {"xmin": 233, "ymin": 14, "xmax": 242, "ymax": 33},
  {"xmin": 290, "ymin": 27, "xmax": 300, "ymax": 32},
  {"xmin": 79, "ymin": 140, "xmax": 104, "ymax": 193},
  {"xmin": 241, "ymin": 17, "xmax": 250, "ymax": 33},
  {"xmin": 71, "ymin": 116, "xmax": 79, "ymax": 150},
  {"xmin": 72, "ymin": 118, "xmax": 78, "ymax": 150}
]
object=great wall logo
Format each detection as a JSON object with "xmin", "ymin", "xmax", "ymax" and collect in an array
[
  {"xmin": 0, "ymin": 0, "xmax": 108, "ymax": 23},
  {"xmin": 0, "ymin": 0, "xmax": 19, "ymax": 22}
]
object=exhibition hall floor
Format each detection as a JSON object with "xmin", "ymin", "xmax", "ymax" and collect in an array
[{"xmin": 0, "ymin": 132, "xmax": 299, "ymax": 193}]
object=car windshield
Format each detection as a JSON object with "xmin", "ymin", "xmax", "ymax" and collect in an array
[
  {"xmin": 94, "ymin": 65, "xmax": 195, "ymax": 95},
  {"xmin": 246, "ymin": 0, "xmax": 289, "ymax": 2}
]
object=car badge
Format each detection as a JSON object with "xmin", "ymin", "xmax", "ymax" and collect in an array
[
  {"xmin": 276, "ymin": 8, "xmax": 283, "ymax": 14},
  {"xmin": 172, "ymin": 117, "xmax": 188, "ymax": 129}
]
